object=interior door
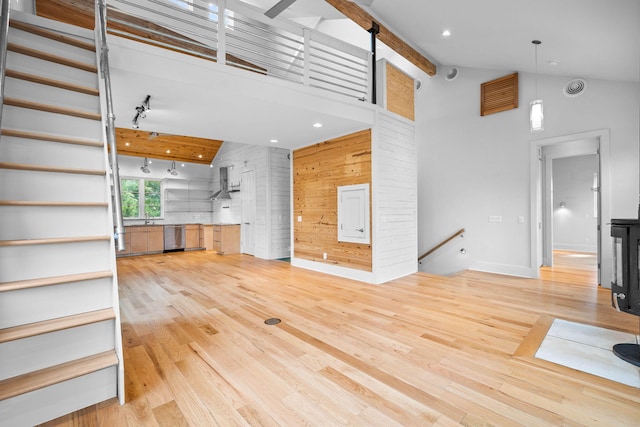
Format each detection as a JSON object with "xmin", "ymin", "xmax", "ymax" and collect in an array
[{"xmin": 241, "ymin": 170, "xmax": 256, "ymax": 255}]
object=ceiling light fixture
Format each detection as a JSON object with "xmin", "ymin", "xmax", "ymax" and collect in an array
[
  {"xmin": 167, "ymin": 161, "xmax": 178, "ymax": 176},
  {"xmin": 313, "ymin": 122, "xmax": 323, "ymax": 128},
  {"xmin": 140, "ymin": 157, "xmax": 151, "ymax": 174},
  {"xmin": 530, "ymin": 40, "xmax": 544, "ymax": 132},
  {"xmin": 442, "ymin": 29, "xmax": 451, "ymax": 37}
]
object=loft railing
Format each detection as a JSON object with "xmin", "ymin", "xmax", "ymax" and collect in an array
[
  {"xmin": 96, "ymin": 0, "xmax": 126, "ymax": 251},
  {"xmin": 418, "ymin": 228, "xmax": 465, "ymax": 263},
  {"xmin": 105, "ymin": 0, "xmax": 371, "ymax": 101},
  {"xmin": 0, "ymin": 0, "xmax": 10, "ymax": 130}
]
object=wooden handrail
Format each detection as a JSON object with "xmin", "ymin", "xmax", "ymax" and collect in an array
[{"xmin": 418, "ymin": 228, "xmax": 465, "ymax": 262}]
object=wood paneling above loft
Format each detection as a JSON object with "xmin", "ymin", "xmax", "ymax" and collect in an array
[
  {"xmin": 325, "ymin": 0, "xmax": 436, "ymax": 76},
  {"xmin": 114, "ymin": 128, "xmax": 223, "ymax": 164},
  {"xmin": 480, "ymin": 72, "xmax": 519, "ymax": 116},
  {"xmin": 385, "ymin": 61, "xmax": 415, "ymax": 121}
]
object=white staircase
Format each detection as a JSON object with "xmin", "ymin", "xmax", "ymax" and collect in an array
[{"xmin": 0, "ymin": 11, "xmax": 124, "ymax": 426}]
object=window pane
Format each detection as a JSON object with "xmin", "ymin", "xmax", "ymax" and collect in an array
[
  {"xmin": 145, "ymin": 180, "xmax": 162, "ymax": 218},
  {"xmin": 121, "ymin": 179, "xmax": 140, "ymax": 218}
]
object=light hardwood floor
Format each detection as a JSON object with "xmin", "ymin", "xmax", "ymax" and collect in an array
[{"xmin": 39, "ymin": 251, "xmax": 639, "ymax": 426}]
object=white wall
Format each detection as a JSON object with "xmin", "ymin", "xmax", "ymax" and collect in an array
[
  {"xmin": 552, "ymin": 155, "xmax": 598, "ymax": 252},
  {"xmin": 210, "ymin": 141, "xmax": 291, "ymax": 259},
  {"xmin": 416, "ymin": 67, "xmax": 640, "ymax": 277}
]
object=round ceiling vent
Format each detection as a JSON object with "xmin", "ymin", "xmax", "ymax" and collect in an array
[
  {"xmin": 563, "ymin": 78, "xmax": 587, "ymax": 97},
  {"xmin": 444, "ymin": 66, "xmax": 459, "ymax": 81}
]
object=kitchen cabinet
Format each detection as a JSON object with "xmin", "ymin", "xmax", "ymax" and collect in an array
[
  {"xmin": 212, "ymin": 224, "xmax": 240, "ymax": 255},
  {"xmin": 117, "ymin": 225, "xmax": 164, "ymax": 256},
  {"xmin": 185, "ymin": 224, "xmax": 204, "ymax": 249}
]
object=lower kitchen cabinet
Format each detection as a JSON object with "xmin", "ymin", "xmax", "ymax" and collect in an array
[
  {"xmin": 185, "ymin": 224, "xmax": 204, "ymax": 249},
  {"xmin": 212, "ymin": 224, "xmax": 240, "ymax": 255},
  {"xmin": 117, "ymin": 225, "xmax": 164, "ymax": 257}
]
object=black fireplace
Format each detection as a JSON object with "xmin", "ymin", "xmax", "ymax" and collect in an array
[{"xmin": 610, "ymin": 219, "xmax": 640, "ymax": 366}]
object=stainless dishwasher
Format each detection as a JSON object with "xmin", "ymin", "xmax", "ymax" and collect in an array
[{"xmin": 164, "ymin": 225, "xmax": 185, "ymax": 251}]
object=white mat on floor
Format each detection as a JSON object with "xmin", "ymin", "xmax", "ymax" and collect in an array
[{"xmin": 535, "ymin": 318, "xmax": 640, "ymax": 388}]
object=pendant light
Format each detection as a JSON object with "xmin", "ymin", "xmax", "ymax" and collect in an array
[{"xmin": 530, "ymin": 40, "xmax": 543, "ymax": 132}]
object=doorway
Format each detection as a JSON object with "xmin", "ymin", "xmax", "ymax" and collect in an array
[
  {"xmin": 529, "ymin": 129, "xmax": 611, "ymax": 285},
  {"xmin": 241, "ymin": 169, "xmax": 256, "ymax": 255}
]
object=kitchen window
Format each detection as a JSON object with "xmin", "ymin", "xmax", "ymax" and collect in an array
[{"xmin": 121, "ymin": 178, "xmax": 162, "ymax": 219}]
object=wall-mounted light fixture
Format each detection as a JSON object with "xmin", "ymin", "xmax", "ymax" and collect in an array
[
  {"xmin": 560, "ymin": 201, "xmax": 566, "ymax": 209},
  {"xmin": 132, "ymin": 94, "xmax": 151, "ymax": 129},
  {"xmin": 167, "ymin": 161, "xmax": 178, "ymax": 176},
  {"xmin": 140, "ymin": 157, "xmax": 151, "ymax": 174}
]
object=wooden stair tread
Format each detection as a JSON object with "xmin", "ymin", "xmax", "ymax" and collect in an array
[
  {"xmin": 0, "ymin": 270, "xmax": 113, "ymax": 292},
  {"xmin": 7, "ymin": 43, "xmax": 97, "ymax": 73},
  {"xmin": 6, "ymin": 69, "xmax": 99, "ymax": 96},
  {"xmin": 0, "ymin": 308, "xmax": 115, "ymax": 344},
  {"xmin": 9, "ymin": 19, "xmax": 95, "ymax": 51},
  {"xmin": 0, "ymin": 129, "xmax": 103, "ymax": 147},
  {"xmin": 0, "ymin": 161, "xmax": 106, "ymax": 175},
  {"xmin": 0, "ymin": 350, "xmax": 118, "ymax": 401},
  {"xmin": 0, "ymin": 200, "xmax": 108, "ymax": 207},
  {"xmin": 0, "ymin": 235, "xmax": 111, "ymax": 247},
  {"xmin": 3, "ymin": 97, "xmax": 101, "ymax": 120}
]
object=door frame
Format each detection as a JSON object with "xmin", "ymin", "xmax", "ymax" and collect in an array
[
  {"xmin": 529, "ymin": 129, "xmax": 611, "ymax": 284},
  {"xmin": 241, "ymin": 169, "xmax": 256, "ymax": 255}
]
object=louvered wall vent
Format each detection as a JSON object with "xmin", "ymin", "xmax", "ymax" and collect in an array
[
  {"xmin": 563, "ymin": 78, "xmax": 588, "ymax": 97},
  {"xmin": 480, "ymin": 72, "xmax": 518, "ymax": 116}
]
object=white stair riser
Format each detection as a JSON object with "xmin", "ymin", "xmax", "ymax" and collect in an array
[
  {"xmin": 0, "ymin": 320, "xmax": 116, "ymax": 380},
  {"xmin": 4, "ymin": 76, "xmax": 100, "ymax": 114},
  {"xmin": 5, "ymin": 50, "xmax": 98, "ymax": 89},
  {"xmin": 0, "ymin": 206, "xmax": 111, "ymax": 240},
  {"xmin": 8, "ymin": 27, "xmax": 96, "ymax": 67},
  {"xmin": 0, "ymin": 241, "xmax": 112, "ymax": 283},
  {"xmin": 0, "ymin": 366, "xmax": 117, "ymax": 427},
  {"xmin": 0, "ymin": 136, "xmax": 104, "ymax": 170},
  {"xmin": 0, "ymin": 169, "xmax": 107, "ymax": 202},
  {"xmin": 0, "ymin": 277, "xmax": 114, "ymax": 329},
  {"xmin": 1, "ymin": 105, "xmax": 102, "ymax": 139}
]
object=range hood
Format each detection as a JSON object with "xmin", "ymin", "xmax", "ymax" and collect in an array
[{"xmin": 210, "ymin": 166, "xmax": 232, "ymax": 200}]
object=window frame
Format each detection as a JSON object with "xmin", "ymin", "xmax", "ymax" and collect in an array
[{"xmin": 120, "ymin": 177, "xmax": 164, "ymax": 220}]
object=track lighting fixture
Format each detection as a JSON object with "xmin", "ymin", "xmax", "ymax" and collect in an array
[
  {"xmin": 140, "ymin": 157, "xmax": 151, "ymax": 174},
  {"xmin": 131, "ymin": 94, "xmax": 152, "ymax": 129},
  {"xmin": 167, "ymin": 161, "xmax": 178, "ymax": 176}
]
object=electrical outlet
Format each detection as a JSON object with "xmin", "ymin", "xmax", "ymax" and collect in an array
[
  {"xmin": 323, "ymin": 252, "xmax": 327, "ymax": 260},
  {"xmin": 297, "ymin": 216, "xmax": 302, "ymax": 222}
]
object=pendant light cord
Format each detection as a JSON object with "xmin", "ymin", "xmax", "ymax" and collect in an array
[{"xmin": 533, "ymin": 40, "xmax": 541, "ymax": 100}]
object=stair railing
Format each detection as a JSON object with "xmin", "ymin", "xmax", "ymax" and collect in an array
[
  {"xmin": 0, "ymin": 0, "xmax": 10, "ymax": 130},
  {"xmin": 96, "ymin": 0, "xmax": 126, "ymax": 251},
  {"xmin": 418, "ymin": 228, "xmax": 465, "ymax": 264}
]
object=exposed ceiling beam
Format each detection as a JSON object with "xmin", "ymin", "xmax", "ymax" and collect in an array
[{"xmin": 324, "ymin": 0, "xmax": 437, "ymax": 76}]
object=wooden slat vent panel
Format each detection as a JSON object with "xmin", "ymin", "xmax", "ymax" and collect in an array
[{"xmin": 480, "ymin": 72, "xmax": 518, "ymax": 116}]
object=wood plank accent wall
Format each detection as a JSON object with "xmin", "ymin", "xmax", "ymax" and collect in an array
[
  {"xmin": 480, "ymin": 72, "xmax": 519, "ymax": 116},
  {"xmin": 293, "ymin": 130, "xmax": 372, "ymax": 271},
  {"xmin": 385, "ymin": 62, "xmax": 415, "ymax": 121}
]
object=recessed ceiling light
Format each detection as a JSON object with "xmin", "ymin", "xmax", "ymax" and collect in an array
[
  {"xmin": 210, "ymin": 164, "xmax": 213, "ymax": 168},
  {"xmin": 313, "ymin": 122, "xmax": 323, "ymax": 128},
  {"xmin": 198, "ymin": 154, "xmax": 203, "ymax": 158},
  {"xmin": 125, "ymin": 142, "xmax": 130, "ymax": 146},
  {"xmin": 270, "ymin": 139, "xmax": 278, "ymax": 143},
  {"xmin": 442, "ymin": 29, "xmax": 451, "ymax": 37},
  {"xmin": 181, "ymin": 163, "xmax": 185, "ymax": 167},
  {"xmin": 548, "ymin": 59, "xmax": 560, "ymax": 66},
  {"xmin": 148, "ymin": 160, "xmax": 152, "ymax": 164},
  {"xmin": 166, "ymin": 150, "xmax": 171, "ymax": 154}
]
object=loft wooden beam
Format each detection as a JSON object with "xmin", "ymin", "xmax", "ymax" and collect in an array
[{"xmin": 324, "ymin": 0, "xmax": 436, "ymax": 76}]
